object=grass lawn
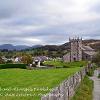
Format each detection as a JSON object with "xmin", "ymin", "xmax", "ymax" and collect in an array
[
  {"xmin": 0, "ymin": 67, "xmax": 82, "ymax": 100},
  {"xmin": 72, "ymin": 76, "xmax": 93, "ymax": 100},
  {"xmin": 43, "ymin": 60, "xmax": 87, "ymax": 68}
]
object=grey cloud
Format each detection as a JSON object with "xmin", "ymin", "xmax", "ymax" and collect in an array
[
  {"xmin": 0, "ymin": 0, "xmax": 100, "ymax": 45},
  {"xmin": 0, "ymin": 20, "xmax": 100, "ymax": 45},
  {"xmin": 89, "ymin": 1, "xmax": 100, "ymax": 13}
]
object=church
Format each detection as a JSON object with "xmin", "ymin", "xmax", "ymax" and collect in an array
[{"xmin": 63, "ymin": 37, "xmax": 96, "ymax": 62}]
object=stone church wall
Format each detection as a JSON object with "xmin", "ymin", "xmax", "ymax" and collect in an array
[{"xmin": 63, "ymin": 53, "xmax": 70, "ymax": 62}]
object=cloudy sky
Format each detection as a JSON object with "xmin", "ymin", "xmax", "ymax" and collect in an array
[{"xmin": 0, "ymin": 0, "xmax": 100, "ymax": 46}]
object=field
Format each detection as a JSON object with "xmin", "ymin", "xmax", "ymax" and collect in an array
[{"xmin": 0, "ymin": 61, "xmax": 87, "ymax": 100}]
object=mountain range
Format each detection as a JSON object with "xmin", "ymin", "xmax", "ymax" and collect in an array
[
  {"xmin": 0, "ymin": 39, "xmax": 100, "ymax": 51},
  {"xmin": 0, "ymin": 44, "xmax": 42, "ymax": 50}
]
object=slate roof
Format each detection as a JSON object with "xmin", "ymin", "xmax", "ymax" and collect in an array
[
  {"xmin": 83, "ymin": 51, "xmax": 96, "ymax": 56},
  {"xmin": 34, "ymin": 56, "xmax": 48, "ymax": 62},
  {"xmin": 82, "ymin": 45, "xmax": 96, "ymax": 56},
  {"xmin": 82, "ymin": 46, "xmax": 94, "ymax": 51}
]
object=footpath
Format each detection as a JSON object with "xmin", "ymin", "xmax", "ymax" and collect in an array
[{"xmin": 90, "ymin": 69, "xmax": 100, "ymax": 100}]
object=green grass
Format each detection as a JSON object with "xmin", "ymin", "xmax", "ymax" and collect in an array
[
  {"xmin": 0, "ymin": 67, "xmax": 82, "ymax": 100},
  {"xmin": 72, "ymin": 76, "xmax": 93, "ymax": 100},
  {"xmin": 43, "ymin": 60, "xmax": 87, "ymax": 68}
]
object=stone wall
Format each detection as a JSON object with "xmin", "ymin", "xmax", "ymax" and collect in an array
[{"xmin": 41, "ymin": 63, "xmax": 93, "ymax": 100}]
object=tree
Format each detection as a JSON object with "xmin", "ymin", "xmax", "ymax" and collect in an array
[
  {"xmin": 92, "ymin": 51, "xmax": 100, "ymax": 66},
  {"xmin": 0, "ymin": 57, "xmax": 4, "ymax": 64},
  {"xmin": 21, "ymin": 54, "xmax": 33, "ymax": 64}
]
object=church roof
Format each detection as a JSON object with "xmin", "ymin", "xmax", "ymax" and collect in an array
[
  {"xmin": 83, "ymin": 51, "xmax": 96, "ymax": 56},
  {"xmin": 82, "ymin": 46, "xmax": 94, "ymax": 51}
]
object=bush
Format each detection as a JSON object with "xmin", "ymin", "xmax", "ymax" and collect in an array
[
  {"xmin": 87, "ymin": 68, "xmax": 94, "ymax": 76},
  {"xmin": 98, "ymin": 73, "xmax": 100, "ymax": 78},
  {"xmin": 0, "ymin": 64, "xmax": 26, "ymax": 69},
  {"xmin": 6, "ymin": 60, "xmax": 13, "ymax": 63},
  {"xmin": 56, "ymin": 66, "xmax": 63, "ymax": 68},
  {"xmin": 92, "ymin": 51, "xmax": 100, "ymax": 66},
  {"xmin": 63, "ymin": 65, "xmax": 70, "ymax": 68}
]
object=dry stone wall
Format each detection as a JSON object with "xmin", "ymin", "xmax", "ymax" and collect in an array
[{"xmin": 41, "ymin": 63, "xmax": 94, "ymax": 100}]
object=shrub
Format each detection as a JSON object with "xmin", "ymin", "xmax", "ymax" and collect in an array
[
  {"xmin": 63, "ymin": 65, "xmax": 70, "ymax": 68},
  {"xmin": 56, "ymin": 66, "xmax": 63, "ymax": 68},
  {"xmin": 92, "ymin": 51, "xmax": 100, "ymax": 66},
  {"xmin": 0, "ymin": 64, "xmax": 26, "ymax": 69},
  {"xmin": 87, "ymin": 68, "xmax": 94, "ymax": 76},
  {"xmin": 98, "ymin": 73, "xmax": 100, "ymax": 78},
  {"xmin": 6, "ymin": 60, "xmax": 13, "ymax": 63}
]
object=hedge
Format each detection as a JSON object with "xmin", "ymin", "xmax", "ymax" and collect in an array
[
  {"xmin": 0, "ymin": 64, "xmax": 26, "ymax": 69},
  {"xmin": 87, "ymin": 68, "xmax": 94, "ymax": 76}
]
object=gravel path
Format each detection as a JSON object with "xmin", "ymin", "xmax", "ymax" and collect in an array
[{"xmin": 91, "ymin": 70, "xmax": 100, "ymax": 100}]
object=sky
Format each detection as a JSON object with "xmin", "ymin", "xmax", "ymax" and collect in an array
[{"xmin": 0, "ymin": 0, "xmax": 100, "ymax": 46}]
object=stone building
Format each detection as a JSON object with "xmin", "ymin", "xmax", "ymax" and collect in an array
[
  {"xmin": 82, "ymin": 46, "xmax": 96, "ymax": 61},
  {"xmin": 63, "ymin": 37, "xmax": 96, "ymax": 62}
]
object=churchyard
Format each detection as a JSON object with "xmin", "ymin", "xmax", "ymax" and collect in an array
[{"xmin": 0, "ymin": 61, "xmax": 87, "ymax": 100}]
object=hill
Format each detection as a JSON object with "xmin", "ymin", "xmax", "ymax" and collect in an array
[
  {"xmin": 82, "ymin": 39, "xmax": 100, "ymax": 51},
  {"xmin": 38, "ymin": 39, "xmax": 100, "ymax": 51}
]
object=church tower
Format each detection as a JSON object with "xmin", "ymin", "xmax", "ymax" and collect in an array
[{"xmin": 69, "ymin": 37, "xmax": 82, "ymax": 62}]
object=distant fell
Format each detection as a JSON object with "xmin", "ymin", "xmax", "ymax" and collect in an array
[
  {"xmin": 0, "ymin": 44, "xmax": 42, "ymax": 50},
  {"xmin": 38, "ymin": 39, "xmax": 100, "ymax": 51}
]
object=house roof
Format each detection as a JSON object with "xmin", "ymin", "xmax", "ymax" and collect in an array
[{"xmin": 34, "ymin": 56, "xmax": 48, "ymax": 62}]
